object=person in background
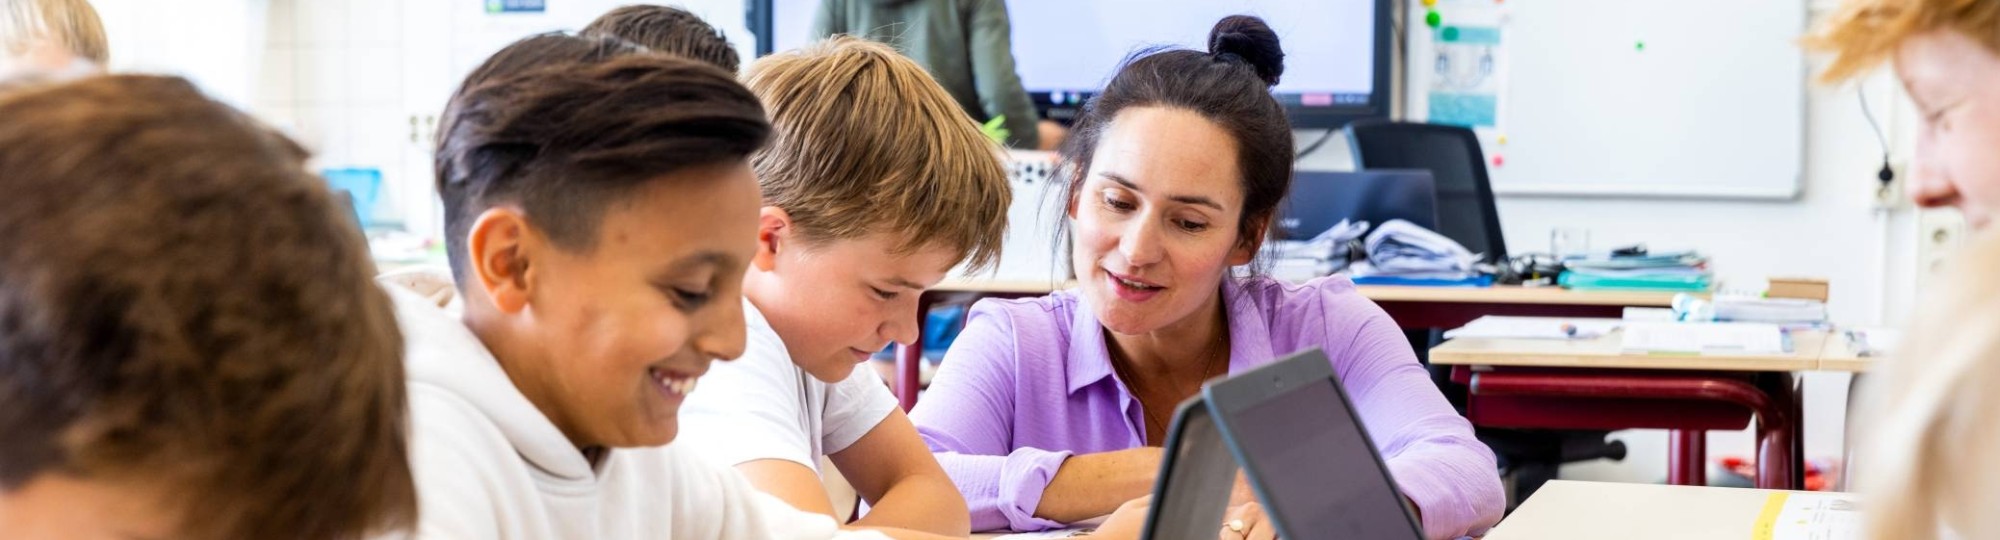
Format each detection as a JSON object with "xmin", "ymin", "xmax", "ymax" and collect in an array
[
  {"xmin": 0, "ymin": 75, "xmax": 416, "ymax": 539},
  {"xmin": 0, "ymin": 0, "xmax": 105, "ymax": 82},
  {"xmin": 911, "ymin": 15, "xmax": 1506, "ymax": 539},
  {"xmin": 676, "ymin": 36, "xmax": 1011, "ymax": 537},
  {"xmin": 583, "ymin": 4, "xmax": 741, "ymax": 72},
  {"xmin": 1808, "ymin": 1, "xmax": 2000, "ymax": 538},
  {"xmin": 812, "ymin": 0, "xmax": 1066, "ymax": 151}
]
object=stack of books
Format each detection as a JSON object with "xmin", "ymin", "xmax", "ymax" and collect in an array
[{"xmin": 1559, "ymin": 251, "xmax": 1711, "ymax": 292}]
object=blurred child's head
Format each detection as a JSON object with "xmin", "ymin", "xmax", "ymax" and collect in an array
[
  {"xmin": 434, "ymin": 34, "xmax": 770, "ymax": 449},
  {"xmin": 0, "ymin": 0, "xmax": 107, "ymax": 66},
  {"xmin": 1810, "ymin": 0, "xmax": 2000, "ymax": 229},
  {"xmin": 0, "ymin": 75, "xmax": 413, "ymax": 539},
  {"xmin": 583, "ymin": 4, "xmax": 739, "ymax": 72},
  {"xmin": 740, "ymin": 36, "xmax": 1009, "ymax": 382},
  {"xmin": 1860, "ymin": 229, "xmax": 2000, "ymax": 540}
]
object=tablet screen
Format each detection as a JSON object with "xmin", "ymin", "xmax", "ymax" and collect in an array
[
  {"xmin": 1143, "ymin": 404, "xmax": 1236, "ymax": 540},
  {"xmin": 1226, "ymin": 379, "xmax": 1417, "ymax": 538}
]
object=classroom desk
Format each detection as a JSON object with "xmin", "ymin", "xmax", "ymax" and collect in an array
[
  {"xmin": 1484, "ymin": 480, "xmax": 1858, "ymax": 540},
  {"xmin": 1813, "ymin": 334, "xmax": 1876, "ymax": 372},
  {"xmin": 893, "ymin": 279, "xmax": 1693, "ymax": 411},
  {"xmin": 1430, "ymin": 328, "xmax": 1828, "ymax": 490},
  {"xmin": 1359, "ymin": 285, "xmax": 1683, "ymax": 329}
]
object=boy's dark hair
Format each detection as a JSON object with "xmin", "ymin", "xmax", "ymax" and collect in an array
[
  {"xmin": 434, "ymin": 33, "xmax": 770, "ymax": 281},
  {"xmin": 0, "ymin": 75, "xmax": 415, "ymax": 539},
  {"xmin": 583, "ymin": 4, "xmax": 741, "ymax": 72}
]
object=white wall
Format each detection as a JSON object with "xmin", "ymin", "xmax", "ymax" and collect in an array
[
  {"xmin": 92, "ymin": 0, "xmax": 264, "ymax": 107},
  {"xmin": 243, "ymin": 0, "xmax": 753, "ymax": 238}
]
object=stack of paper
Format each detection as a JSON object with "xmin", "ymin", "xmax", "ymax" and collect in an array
[
  {"xmin": 1619, "ymin": 322, "xmax": 1789, "ymax": 355},
  {"xmin": 1349, "ymin": 219, "xmax": 1487, "ymax": 286},
  {"xmin": 1713, "ymin": 296, "xmax": 1827, "ymax": 324},
  {"xmin": 1560, "ymin": 251, "xmax": 1712, "ymax": 292},
  {"xmin": 1255, "ymin": 219, "xmax": 1367, "ymax": 282},
  {"xmin": 1444, "ymin": 316, "xmax": 1622, "ymax": 340}
]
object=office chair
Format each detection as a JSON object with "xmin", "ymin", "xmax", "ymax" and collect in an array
[
  {"xmin": 1344, "ymin": 119, "xmax": 1624, "ymax": 509},
  {"xmin": 1342, "ymin": 120, "xmax": 1508, "ymax": 264}
]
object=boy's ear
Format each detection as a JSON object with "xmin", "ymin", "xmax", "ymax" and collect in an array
[
  {"xmin": 467, "ymin": 207, "xmax": 535, "ymax": 314},
  {"xmin": 752, "ymin": 206, "xmax": 792, "ymax": 272}
]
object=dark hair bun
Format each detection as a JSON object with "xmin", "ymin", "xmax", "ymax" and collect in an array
[{"xmin": 1207, "ymin": 15, "xmax": 1284, "ymax": 87}]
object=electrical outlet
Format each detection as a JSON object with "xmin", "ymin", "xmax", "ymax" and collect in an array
[
  {"xmin": 1872, "ymin": 161, "xmax": 1909, "ymax": 211},
  {"xmin": 1917, "ymin": 208, "xmax": 1966, "ymax": 281}
]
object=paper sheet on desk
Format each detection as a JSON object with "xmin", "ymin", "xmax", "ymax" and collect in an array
[
  {"xmin": 1620, "ymin": 322, "xmax": 1788, "ymax": 355},
  {"xmin": 1445, "ymin": 316, "xmax": 1621, "ymax": 340},
  {"xmin": 1753, "ymin": 492, "xmax": 1861, "ymax": 540}
]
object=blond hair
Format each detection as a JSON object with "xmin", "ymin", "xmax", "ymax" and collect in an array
[
  {"xmin": 1858, "ymin": 230, "xmax": 2000, "ymax": 539},
  {"xmin": 1, "ymin": 0, "xmax": 107, "ymax": 65},
  {"xmin": 744, "ymin": 36, "xmax": 1010, "ymax": 271},
  {"xmin": 1804, "ymin": 0, "xmax": 2000, "ymax": 82}
]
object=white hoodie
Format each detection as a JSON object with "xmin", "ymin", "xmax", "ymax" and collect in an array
[{"xmin": 381, "ymin": 280, "xmax": 889, "ymax": 539}]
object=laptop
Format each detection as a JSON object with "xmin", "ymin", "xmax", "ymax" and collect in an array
[
  {"xmin": 1275, "ymin": 170, "xmax": 1438, "ymax": 240},
  {"xmin": 1203, "ymin": 348, "xmax": 1424, "ymax": 539},
  {"xmin": 1138, "ymin": 348, "xmax": 1422, "ymax": 539}
]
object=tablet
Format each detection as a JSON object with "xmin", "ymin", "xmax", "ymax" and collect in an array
[
  {"xmin": 1138, "ymin": 396, "xmax": 1238, "ymax": 540},
  {"xmin": 1203, "ymin": 348, "xmax": 1423, "ymax": 539}
]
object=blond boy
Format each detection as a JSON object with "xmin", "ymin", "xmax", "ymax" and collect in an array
[
  {"xmin": 0, "ymin": 0, "xmax": 106, "ymax": 81},
  {"xmin": 677, "ymin": 36, "xmax": 1011, "ymax": 536}
]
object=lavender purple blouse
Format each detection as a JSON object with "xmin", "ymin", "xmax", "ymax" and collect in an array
[{"xmin": 908, "ymin": 275, "xmax": 1505, "ymax": 538}]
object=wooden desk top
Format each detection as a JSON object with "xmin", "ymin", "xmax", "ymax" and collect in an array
[
  {"xmin": 1484, "ymin": 480, "xmax": 1857, "ymax": 540},
  {"xmin": 1355, "ymin": 285, "xmax": 1683, "ymax": 306},
  {"xmin": 931, "ymin": 278, "xmax": 1687, "ymax": 307},
  {"xmin": 1428, "ymin": 327, "xmax": 1829, "ymax": 372},
  {"xmin": 1814, "ymin": 334, "xmax": 1877, "ymax": 372},
  {"xmin": 932, "ymin": 278, "xmax": 1070, "ymax": 294}
]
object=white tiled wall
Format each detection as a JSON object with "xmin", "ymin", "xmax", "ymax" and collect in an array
[{"xmin": 252, "ymin": 0, "xmax": 754, "ymax": 241}]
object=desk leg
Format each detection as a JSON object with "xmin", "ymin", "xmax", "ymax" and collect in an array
[
  {"xmin": 1668, "ymin": 430, "xmax": 1706, "ymax": 486},
  {"xmin": 1468, "ymin": 371, "xmax": 1796, "ymax": 490}
]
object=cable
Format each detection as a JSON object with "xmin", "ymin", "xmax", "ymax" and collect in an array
[
  {"xmin": 1296, "ymin": 127, "xmax": 1339, "ymax": 162},
  {"xmin": 1858, "ymin": 85, "xmax": 1895, "ymax": 184}
]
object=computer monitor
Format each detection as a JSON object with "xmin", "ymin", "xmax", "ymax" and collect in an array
[
  {"xmin": 1275, "ymin": 170, "xmax": 1439, "ymax": 241},
  {"xmin": 751, "ymin": 0, "xmax": 1393, "ymax": 129}
]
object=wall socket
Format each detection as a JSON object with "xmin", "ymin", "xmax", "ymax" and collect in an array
[{"xmin": 1917, "ymin": 208, "xmax": 1966, "ymax": 282}]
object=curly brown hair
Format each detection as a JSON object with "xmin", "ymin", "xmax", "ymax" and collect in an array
[{"xmin": 0, "ymin": 75, "xmax": 415, "ymax": 539}]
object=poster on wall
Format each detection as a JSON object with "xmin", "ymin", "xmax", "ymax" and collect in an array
[
  {"xmin": 1427, "ymin": 24, "xmax": 1503, "ymax": 128},
  {"xmin": 1421, "ymin": 0, "xmax": 1509, "ymax": 130}
]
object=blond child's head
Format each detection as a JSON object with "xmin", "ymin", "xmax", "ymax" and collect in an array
[
  {"xmin": 0, "ymin": 0, "xmax": 106, "ymax": 66},
  {"xmin": 1858, "ymin": 229, "xmax": 2000, "ymax": 540},
  {"xmin": 740, "ymin": 36, "xmax": 1010, "ymax": 382},
  {"xmin": 1807, "ymin": 0, "xmax": 2000, "ymax": 229}
]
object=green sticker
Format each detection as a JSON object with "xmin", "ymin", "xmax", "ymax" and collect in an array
[
  {"xmin": 1442, "ymin": 26, "xmax": 1461, "ymax": 41},
  {"xmin": 1425, "ymin": 10, "xmax": 1442, "ymax": 28}
]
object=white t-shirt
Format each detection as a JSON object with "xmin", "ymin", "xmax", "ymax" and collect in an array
[
  {"xmin": 680, "ymin": 300, "xmax": 900, "ymax": 471},
  {"xmin": 380, "ymin": 281, "xmax": 888, "ymax": 540}
]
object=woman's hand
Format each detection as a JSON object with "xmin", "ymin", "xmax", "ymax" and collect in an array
[
  {"xmin": 1219, "ymin": 502, "xmax": 1277, "ymax": 540},
  {"xmin": 1080, "ymin": 496, "xmax": 1152, "ymax": 539}
]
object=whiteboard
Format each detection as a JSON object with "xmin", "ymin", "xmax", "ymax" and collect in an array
[{"xmin": 1404, "ymin": 0, "xmax": 1805, "ymax": 199}]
